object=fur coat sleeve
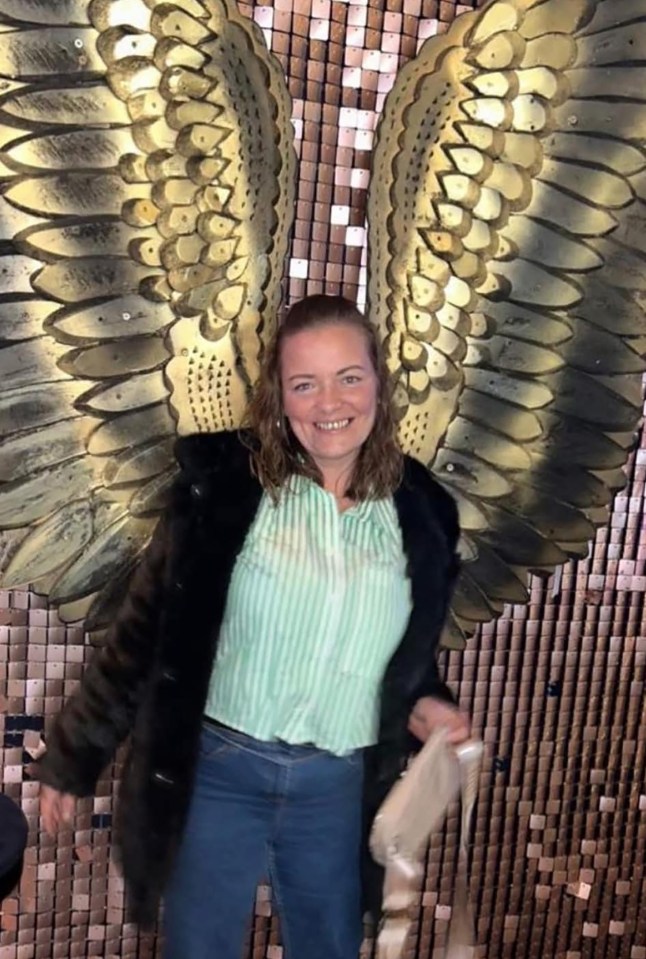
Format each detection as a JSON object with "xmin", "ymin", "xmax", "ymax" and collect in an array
[{"xmin": 37, "ymin": 514, "xmax": 170, "ymax": 796}]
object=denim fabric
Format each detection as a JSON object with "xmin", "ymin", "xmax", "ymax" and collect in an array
[{"xmin": 162, "ymin": 723, "xmax": 364, "ymax": 959}]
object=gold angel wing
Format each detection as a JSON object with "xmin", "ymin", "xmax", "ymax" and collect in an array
[
  {"xmin": 367, "ymin": 0, "xmax": 646, "ymax": 646},
  {"xmin": 0, "ymin": 0, "xmax": 295, "ymax": 619}
]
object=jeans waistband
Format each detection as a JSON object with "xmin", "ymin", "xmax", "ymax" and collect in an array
[{"xmin": 201, "ymin": 715, "xmax": 360, "ymax": 762}]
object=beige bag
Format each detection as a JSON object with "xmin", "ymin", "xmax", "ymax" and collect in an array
[{"xmin": 370, "ymin": 729, "xmax": 483, "ymax": 959}]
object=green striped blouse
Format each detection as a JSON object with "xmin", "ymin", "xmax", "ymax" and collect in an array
[{"xmin": 204, "ymin": 475, "xmax": 412, "ymax": 755}]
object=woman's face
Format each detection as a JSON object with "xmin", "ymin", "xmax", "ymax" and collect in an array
[{"xmin": 280, "ymin": 322, "xmax": 379, "ymax": 479}]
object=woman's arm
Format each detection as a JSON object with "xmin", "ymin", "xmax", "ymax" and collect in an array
[
  {"xmin": 37, "ymin": 513, "xmax": 169, "ymax": 797},
  {"xmin": 406, "ymin": 467, "xmax": 469, "ymax": 740}
]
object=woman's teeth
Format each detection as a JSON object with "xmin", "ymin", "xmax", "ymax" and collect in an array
[{"xmin": 315, "ymin": 419, "xmax": 351, "ymax": 431}]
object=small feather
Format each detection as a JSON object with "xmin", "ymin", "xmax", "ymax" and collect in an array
[
  {"xmin": 573, "ymin": 274, "xmax": 646, "ymax": 335},
  {"xmin": 568, "ymin": 65, "xmax": 646, "ymax": 103},
  {"xmin": 50, "ymin": 295, "xmax": 172, "ymax": 343},
  {"xmin": 501, "ymin": 217, "xmax": 603, "ymax": 272},
  {"xmin": 89, "ymin": 0, "xmax": 153, "ymax": 32},
  {"xmin": 60, "ymin": 337, "xmax": 169, "ymax": 379},
  {"xmin": 475, "ymin": 300, "xmax": 572, "ymax": 346},
  {"xmin": 0, "ymin": 382, "xmax": 87, "ymax": 436},
  {"xmin": 444, "ymin": 415, "xmax": 532, "ymax": 470},
  {"xmin": 471, "ymin": 4, "xmax": 520, "ymax": 43},
  {"xmin": 434, "ymin": 449, "xmax": 512, "ymax": 498},
  {"xmin": 18, "ymin": 221, "xmax": 146, "ymax": 261},
  {"xmin": 56, "ymin": 594, "xmax": 96, "ymax": 624},
  {"xmin": 461, "ymin": 537, "xmax": 528, "ymax": 604},
  {"xmin": 49, "ymin": 514, "xmax": 153, "ymax": 603},
  {"xmin": 81, "ymin": 371, "xmax": 168, "ymax": 415},
  {"xmin": 520, "ymin": 0, "xmax": 592, "ymax": 39},
  {"xmin": 536, "ymin": 412, "xmax": 630, "ymax": 470},
  {"xmin": 451, "ymin": 571, "xmax": 503, "ymax": 623},
  {"xmin": 465, "ymin": 367, "xmax": 552, "ymax": 409},
  {"xmin": 0, "ymin": 253, "xmax": 41, "ymax": 295},
  {"xmin": 6, "ymin": 174, "xmax": 132, "ymax": 218},
  {"xmin": 546, "ymin": 369, "xmax": 642, "ymax": 430},
  {"xmin": 0, "ymin": 418, "xmax": 88, "ymax": 481},
  {"xmin": 564, "ymin": 322, "xmax": 645, "ymax": 376},
  {"xmin": 0, "ymin": 28, "xmax": 102, "ymax": 80},
  {"xmin": 128, "ymin": 468, "xmax": 175, "ymax": 515},
  {"xmin": 0, "ymin": 0, "xmax": 90, "ymax": 25},
  {"xmin": 523, "ymin": 34, "xmax": 576, "ymax": 71},
  {"xmin": 540, "ymin": 158, "xmax": 633, "ymax": 210},
  {"xmin": 553, "ymin": 98, "xmax": 646, "ymax": 142},
  {"xmin": 481, "ymin": 505, "xmax": 567, "ymax": 567},
  {"xmin": 591, "ymin": 236, "xmax": 646, "ymax": 294},
  {"xmin": 2, "ymin": 500, "xmax": 121, "ymax": 587},
  {"xmin": 543, "ymin": 132, "xmax": 646, "ymax": 177},
  {"xmin": 579, "ymin": 0, "xmax": 646, "ymax": 35},
  {"xmin": 5, "ymin": 128, "xmax": 135, "ymax": 172},
  {"xmin": 0, "ymin": 299, "xmax": 52, "ymax": 341},
  {"xmin": 464, "ymin": 334, "xmax": 563, "ymax": 375},
  {"xmin": 2, "ymin": 84, "xmax": 129, "ymax": 126},
  {"xmin": 34, "ymin": 257, "xmax": 148, "ymax": 303},
  {"xmin": 0, "ymin": 458, "xmax": 96, "ymax": 528},
  {"xmin": 577, "ymin": 22, "xmax": 646, "ymax": 66},
  {"xmin": 446, "ymin": 487, "xmax": 489, "ymax": 533},
  {"xmin": 524, "ymin": 180, "xmax": 617, "ymax": 237},
  {"xmin": 103, "ymin": 437, "xmax": 174, "ymax": 487},
  {"xmin": 459, "ymin": 388, "xmax": 542, "ymax": 442},
  {"xmin": 530, "ymin": 465, "xmax": 614, "ymax": 510},
  {"xmin": 86, "ymin": 404, "xmax": 174, "ymax": 456},
  {"xmin": 0, "ymin": 339, "xmax": 68, "ymax": 392}
]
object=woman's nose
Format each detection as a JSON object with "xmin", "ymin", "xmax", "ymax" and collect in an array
[{"xmin": 318, "ymin": 382, "xmax": 342, "ymax": 409}]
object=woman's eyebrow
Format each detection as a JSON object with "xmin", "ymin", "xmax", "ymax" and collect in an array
[
  {"xmin": 337, "ymin": 364, "xmax": 366, "ymax": 374},
  {"xmin": 287, "ymin": 363, "xmax": 366, "ymax": 382}
]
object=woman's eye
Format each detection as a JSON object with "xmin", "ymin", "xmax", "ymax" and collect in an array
[
  {"xmin": 342, "ymin": 375, "xmax": 361, "ymax": 385},
  {"xmin": 293, "ymin": 382, "xmax": 311, "ymax": 392}
]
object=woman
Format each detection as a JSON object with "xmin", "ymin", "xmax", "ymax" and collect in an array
[{"xmin": 39, "ymin": 295, "xmax": 469, "ymax": 959}]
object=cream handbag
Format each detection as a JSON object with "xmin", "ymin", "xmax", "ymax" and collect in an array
[{"xmin": 370, "ymin": 729, "xmax": 483, "ymax": 959}]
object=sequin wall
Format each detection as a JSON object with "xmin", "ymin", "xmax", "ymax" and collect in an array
[{"xmin": 1, "ymin": 1, "xmax": 645, "ymax": 958}]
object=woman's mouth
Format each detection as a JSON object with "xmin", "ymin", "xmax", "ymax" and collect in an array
[{"xmin": 314, "ymin": 419, "xmax": 352, "ymax": 431}]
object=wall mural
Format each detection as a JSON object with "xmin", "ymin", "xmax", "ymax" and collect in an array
[{"xmin": 0, "ymin": 0, "xmax": 644, "ymax": 956}]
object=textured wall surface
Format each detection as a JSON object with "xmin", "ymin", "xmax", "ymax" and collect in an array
[{"xmin": 1, "ymin": 1, "xmax": 645, "ymax": 958}]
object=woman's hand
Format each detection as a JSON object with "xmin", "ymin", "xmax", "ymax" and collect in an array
[
  {"xmin": 408, "ymin": 696, "xmax": 471, "ymax": 745},
  {"xmin": 40, "ymin": 784, "xmax": 76, "ymax": 836}
]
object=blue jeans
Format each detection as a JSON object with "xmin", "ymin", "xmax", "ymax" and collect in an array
[{"xmin": 163, "ymin": 723, "xmax": 364, "ymax": 959}]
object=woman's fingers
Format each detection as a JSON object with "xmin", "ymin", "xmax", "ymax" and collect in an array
[
  {"xmin": 408, "ymin": 696, "xmax": 471, "ymax": 744},
  {"xmin": 40, "ymin": 785, "xmax": 76, "ymax": 835},
  {"xmin": 60, "ymin": 792, "xmax": 76, "ymax": 825}
]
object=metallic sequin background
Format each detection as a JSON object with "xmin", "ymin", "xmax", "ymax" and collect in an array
[{"xmin": 0, "ymin": 2, "xmax": 645, "ymax": 958}]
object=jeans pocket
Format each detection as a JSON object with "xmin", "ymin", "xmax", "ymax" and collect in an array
[{"xmin": 199, "ymin": 727, "xmax": 235, "ymax": 761}]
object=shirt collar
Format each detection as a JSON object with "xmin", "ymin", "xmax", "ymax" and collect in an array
[{"xmin": 286, "ymin": 474, "xmax": 383, "ymax": 525}]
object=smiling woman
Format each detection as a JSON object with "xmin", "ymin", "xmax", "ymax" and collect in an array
[
  {"xmin": 246, "ymin": 295, "xmax": 404, "ymax": 504},
  {"xmin": 38, "ymin": 294, "xmax": 468, "ymax": 959},
  {"xmin": 281, "ymin": 323, "xmax": 378, "ymax": 500}
]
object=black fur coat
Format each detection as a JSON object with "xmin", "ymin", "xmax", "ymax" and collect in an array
[{"xmin": 38, "ymin": 431, "xmax": 460, "ymax": 926}]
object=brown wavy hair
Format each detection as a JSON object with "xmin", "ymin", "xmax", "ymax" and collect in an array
[{"xmin": 244, "ymin": 294, "xmax": 403, "ymax": 501}]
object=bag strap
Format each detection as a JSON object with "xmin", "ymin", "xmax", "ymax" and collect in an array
[{"xmin": 376, "ymin": 742, "xmax": 481, "ymax": 959}]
